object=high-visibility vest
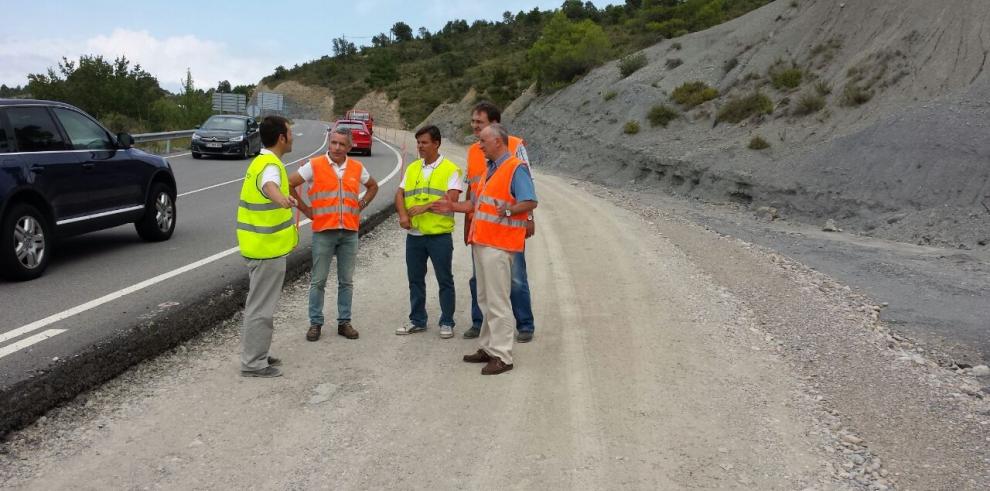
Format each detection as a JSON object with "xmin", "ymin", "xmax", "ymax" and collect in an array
[
  {"xmin": 308, "ymin": 155, "xmax": 363, "ymax": 232},
  {"xmin": 466, "ymin": 135, "xmax": 525, "ymax": 208},
  {"xmin": 236, "ymin": 153, "xmax": 298, "ymax": 259},
  {"xmin": 402, "ymin": 157, "xmax": 461, "ymax": 235},
  {"xmin": 467, "ymin": 156, "xmax": 528, "ymax": 253}
]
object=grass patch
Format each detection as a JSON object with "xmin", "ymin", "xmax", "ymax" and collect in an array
[
  {"xmin": 770, "ymin": 67, "xmax": 803, "ymax": 90},
  {"xmin": 671, "ymin": 42, "xmax": 682, "ymax": 50},
  {"xmin": 648, "ymin": 104, "xmax": 679, "ymax": 127},
  {"xmin": 623, "ymin": 120, "xmax": 641, "ymax": 134},
  {"xmin": 748, "ymin": 135, "xmax": 770, "ymax": 150},
  {"xmin": 792, "ymin": 92, "xmax": 825, "ymax": 116},
  {"xmin": 814, "ymin": 80, "xmax": 831, "ymax": 96},
  {"xmin": 665, "ymin": 58, "xmax": 683, "ymax": 70},
  {"xmin": 671, "ymin": 81, "xmax": 719, "ymax": 108},
  {"xmin": 841, "ymin": 83, "xmax": 873, "ymax": 106},
  {"xmin": 619, "ymin": 53, "xmax": 648, "ymax": 78},
  {"xmin": 716, "ymin": 92, "xmax": 773, "ymax": 123},
  {"xmin": 603, "ymin": 90, "xmax": 617, "ymax": 101}
]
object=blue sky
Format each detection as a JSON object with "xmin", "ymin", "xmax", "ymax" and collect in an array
[{"xmin": 2, "ymin": 0, "xmax": 618, "ymax": 93}]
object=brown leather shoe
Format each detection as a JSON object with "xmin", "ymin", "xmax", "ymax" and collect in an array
[
  {"xmin": 338, "ymin": 322, "xmax": 359, "ymax": 339},
  {"xmin": 481, "ymin": 357, "xmax": 513, "ymax": 375},
  {"xmin": 306, "ymin": 324, "xmax": 322, "ymax": 342},
  {"xmin": 463, "ymin": 349, "xmax": 492, "ymax": 363}
]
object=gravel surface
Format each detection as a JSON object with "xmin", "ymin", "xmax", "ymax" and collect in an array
[{"xmin": 1, "ymin": 136, "xmax": 987, "ymax": 490}]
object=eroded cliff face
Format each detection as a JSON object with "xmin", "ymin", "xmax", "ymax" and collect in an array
[{"xmin": 514, "ymin": 0, "xmax": 990, "ymax": 248}]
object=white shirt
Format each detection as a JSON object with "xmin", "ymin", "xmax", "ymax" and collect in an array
[
  {"xmin": 399, "ymin": 154, "xmax": 463, "ymax": 236},
  {"xmin": 297, "ymin": 152, "xmax": 371, "ymax": 184},
  {"xmin": 258, "ymin": 149, "xmax": 282, "ymax": 199}
]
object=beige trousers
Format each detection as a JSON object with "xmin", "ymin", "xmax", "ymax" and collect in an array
[{"xmin": 473, "ymin": 244, "xmax": 516, "ymax": 364}]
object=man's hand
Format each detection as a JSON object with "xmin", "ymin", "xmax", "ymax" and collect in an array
[
  {"xmin": 431, "ymin": 198, "xmax": 453, "ymax": 214},
  {"xmin": 496, "ymin": 204, "xmax": 510, "ymax": 217},
  {"xmin": 525, "ymin": 219, "xmax": 535, "ymax": 238},
  {"xmin": 407, "ymin": 204, "xmax": 430, "ymax": 217},
  {"xmin": 399, "ymin": 215, "xmax": 411, "ymax": 230}
]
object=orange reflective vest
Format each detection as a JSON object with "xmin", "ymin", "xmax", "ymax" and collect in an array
[
  {"xmin": 466, "ymin": 135, "xmax": 524, "ymax": 208},
  {"xmin": 308, "ymin": 155, "xmax": 363, "ymax": 232},
  {"xmin": 468, "ymin": 156, "xmax": 528, "ymax": 253}
]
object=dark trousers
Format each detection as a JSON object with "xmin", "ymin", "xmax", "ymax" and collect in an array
[{"xmin": 406, "ymin": 233, "xmax": 455, "ymax": 327}]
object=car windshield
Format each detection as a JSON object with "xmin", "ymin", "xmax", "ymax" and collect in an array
[
  {"xmin": 202, "ymin": 117, "xmax": 246, "ymax": 131},
  {"xmin": 337, "ymin": 123, "xmax": 366, "ymax": 132}
]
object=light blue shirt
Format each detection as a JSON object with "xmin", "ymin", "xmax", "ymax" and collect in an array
[{"xmin": 486, "ymin": 152, "xmax": 537, "ymax": 203}]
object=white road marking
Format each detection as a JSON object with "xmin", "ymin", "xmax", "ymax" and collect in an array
[
  {"xmin": 170, "ymin": 152, "xmax": 192, "ymax": 158},
  {"xmin": 178, "ymin": 131, "xmax": 330, "ymax": 198},
  {"xmin": 0, "ymin": 330, "xmax": 66, "ymax": 358},
  {"xmin": 0, "ymin": 136, "xmax": 406, "ymax": 359}
]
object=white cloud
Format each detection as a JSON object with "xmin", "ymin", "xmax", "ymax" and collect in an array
[{"xmin": 0, "ymin": 29, "xmax": 278, "ymax": 93}]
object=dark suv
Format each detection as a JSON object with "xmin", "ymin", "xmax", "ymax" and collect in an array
[
  {"xmin": 190, "ymin": 114, "xmax": 261, "ymax": 159},
  {"xmin": 0, "ymin": 99, "xmax": 177, "ymax": 281}
]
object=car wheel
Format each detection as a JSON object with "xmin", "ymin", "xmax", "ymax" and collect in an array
[
  {"xmin": 0, "ymin": 203, "xmax": 51, "ymax": 281},
  {"xmin": 135, "ymin": 183, "xmax": 176, "ymax": 242},
  {"xmin": 192, "ymin": 152, "xmax": 202, "ymax": 159},
  {"xmin": 365, "ymin": 148, "xmax": 372, "ymax": 156}
]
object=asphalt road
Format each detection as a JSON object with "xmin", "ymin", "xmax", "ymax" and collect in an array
[{"xmin": 0, "ymin": 120, "xmax": 408, "ymax": 409}]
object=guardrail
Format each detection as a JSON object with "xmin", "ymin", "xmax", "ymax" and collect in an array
[{"xmin": 132, "ymin": 129, "xmax": 196, "ymax": 154}]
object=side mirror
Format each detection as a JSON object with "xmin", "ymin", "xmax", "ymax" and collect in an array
[{"xmin": 117, "ymin": 132, "xmax": 134, "ymax": 148}]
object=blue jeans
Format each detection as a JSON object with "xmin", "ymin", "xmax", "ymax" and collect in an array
[
  {"xmin": 470, "ymin": 250, "xmax": 534, "ymax": 333},
  {"xmin": 309, "ymin": 229, "xmax": 358, "ymax": 326},
  {"xmin": 406, "ymin": 233, "xmax": 455, "ymax": 328}
]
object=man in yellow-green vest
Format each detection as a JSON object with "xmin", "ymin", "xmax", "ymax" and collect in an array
[
  {"xmin": 393, "ymin": 125, "xmax": 463, "ymax": 339},
  {"xmin": 235, "ymin": 115, "xmax": 299, "ymax": 378}
]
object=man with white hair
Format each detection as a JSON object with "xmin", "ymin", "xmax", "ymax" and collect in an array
[
  {"xmin": 459, "ymin": 123, "xmax": 537, "ymax": 375},
  {"xmin": 289, "ymin": 127, "xmax": 379, "ymax": 342}
]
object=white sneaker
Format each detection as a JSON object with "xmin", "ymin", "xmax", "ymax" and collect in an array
[
  {"xmin": 396, "ymin": 321, "xmax": 426, "ymax": 335},
  {"xmin": 439, "ymin": 325, "xmax": 454, "ymax": 339}
]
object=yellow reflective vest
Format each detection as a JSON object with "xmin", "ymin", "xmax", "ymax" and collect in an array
[
  {"xmin": 402, "ymin": 157, "xmax": 461, "ymax": 235},
  {"xmin": 236, "ymin": 152, "xmax": 298, "ymax": 259}
]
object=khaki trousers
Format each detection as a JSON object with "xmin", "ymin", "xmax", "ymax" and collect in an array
[
  {"xmin": 241, "ymin": 256, "xmax": 286, "ymax": 371},
  {"xmin": 473, "ymin": 245, "xmax": 515, "ymax": 364}
]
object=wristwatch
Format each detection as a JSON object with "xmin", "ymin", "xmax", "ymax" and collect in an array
[
  {"xmin": 526, "ymin": 214, "xmax": 534, "ymax": 221},
  {"xmin": 503, "ymin": 208, "xmax": 512, "ymax": 217}
]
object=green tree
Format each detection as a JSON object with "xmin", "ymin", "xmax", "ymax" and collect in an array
[
  {"xmin": 216, "ymin": 80, "xmax": 231, "ymax": 92},
  {"xmin": 366, "ymin": 50, "xmax": 399, "ymax": 87},
  {"xmin": 528, "ymin": 11, "xmax": 611, "ymax": 88},
  {"xmin": 332, "ymin": 37, "xmax": 357, "ymax": 58},
  {"xmin": 391, "ymin": 22, "xmax": 413, "ymax": 42}
]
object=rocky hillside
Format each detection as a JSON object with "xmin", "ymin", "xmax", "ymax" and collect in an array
[
  {"xmin": 513, "ymin": 0, "xmax": 990, "ymax": 249},
  {"xmin": 253, "ymin": 81, "xmax": 335, "ymax": 122}
]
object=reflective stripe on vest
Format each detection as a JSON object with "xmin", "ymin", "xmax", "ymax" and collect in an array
[
  {"xmin": 467, "ymin": 156, "xmax": 527, "ymax": 253},
  {"xmin": 308, "ymin": 155, "xmax": 363, "ymax": 232},
  {"xmin": 236, "ymin": 153, "xmax": 298, "ymax": 259},
  {"xmin": 466, "ymin": 135, "xmax": 524, "ymax": 209},
  {"xmin": 402, "ymin": 158, "xmax": 461, "ymax": 235}
]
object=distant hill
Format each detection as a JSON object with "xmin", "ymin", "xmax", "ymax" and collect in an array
[{"xmin": 259, "ymin": 1, "xmax": 774, "ymax": 126}]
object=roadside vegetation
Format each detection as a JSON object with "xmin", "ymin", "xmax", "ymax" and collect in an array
[
  {"xmin": 14, "ymin": 55, "xmax": 251, "ymax": 133},
  {"xmin": 648, "ymin": 104, "xmax": 679, "ymax": 127}
]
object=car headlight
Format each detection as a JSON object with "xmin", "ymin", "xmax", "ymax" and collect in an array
[
  {"xmin": 229, "ymin": 135, "xmax": 244, "ymax": 142},
  {"xmin": 191, "ymin": 134, "xmax": 201, "ymax": 140}
]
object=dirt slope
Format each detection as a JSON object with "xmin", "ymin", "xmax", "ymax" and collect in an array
[{"xmin": 514, "ymin": 0, "xmax": 990, "ymax": 249}]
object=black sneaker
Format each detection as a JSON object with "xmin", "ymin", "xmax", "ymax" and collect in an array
[
  {"xmin": 516, "ymin": 332, "xmax": 534, "ymax": 343},
  {"xmin": 463, "ymin": 326, "xmax": 481, "ymax": 339},
  {"xmin": 267, "ymin": 356, "xmax": 282, "ymax": 367}
]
